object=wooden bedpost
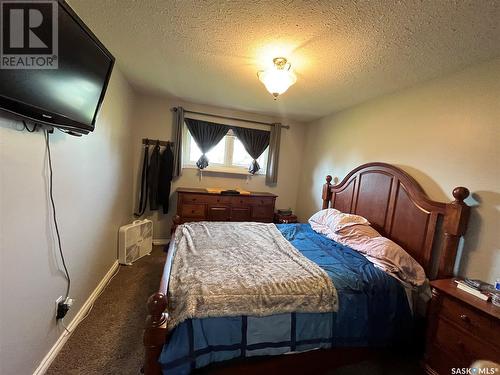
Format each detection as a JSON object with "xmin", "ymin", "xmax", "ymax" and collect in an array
[
  {"xmin": 171, "ymin": 214, "xmax": 181, "ymax": 236},
  {"xmin": 322, "ymin": 175, "xmax": 333, "ymax": 209},
  {"xmin": 437, "ymin": 186, "xmax": 470, "ymax": 279},
  {"xmin": 143, "ymin": 293, "xmax": 168, "ymax": 375}
]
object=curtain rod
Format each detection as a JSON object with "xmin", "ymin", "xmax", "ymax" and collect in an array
[{"xmin": 172, "ymin": 107, "xmax": 290, "ymax": 129}]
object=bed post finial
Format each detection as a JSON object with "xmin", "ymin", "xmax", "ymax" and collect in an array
[
  {"xmin": 143, "ymin": 293, "xmax": 169, "ymax": 375},
  {"xmin": 322, "ymin": 175, "xmax": 333, "ymax": 209},
  {"xmin": 452, "ymin": 186, "xmax": 469, "ymax": 203},
  {"xmin": 148, "ymin": 293, "xmax": 168, "ymax": 325},
  {"xmin": 437, "ymin": 186, "xmax": 470, "ymax": 279}
]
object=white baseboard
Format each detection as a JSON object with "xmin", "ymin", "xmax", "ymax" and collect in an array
[
  {"xmin": 33, "ymin": 260, "xmax": 119, "ymax": 375},
  {"xmin": 153, "ymin": 238, "xmax": 170, "ymax": 245}
]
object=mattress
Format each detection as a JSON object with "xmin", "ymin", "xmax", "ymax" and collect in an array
[{"xmin": 159, "ymin": 223, "xmax": 413, "ymax": 374}]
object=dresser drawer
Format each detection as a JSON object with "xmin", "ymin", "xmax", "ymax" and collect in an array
[
  {"xmin": 180, "ymin": 193, "xmax": 204, "ymax": 204},
  {"xmin": 181, "ymin": 194, "xmax": 232, "ymax": 205},
  {"xmin": 208, "ymin": 206, "xmax": 231, "ymax": 221},
  {"xmin": 253, "ymin": 197, "xmax": 275, "ymax": 206},
  {"xmin": 434, "ymin": 317, "xmax": 500, "ymax": 365},
  {"xmin": 441, "ymin": 296, "xmax": 500, "ymax": 347},
  {"xmin": 231, "ymin": 207, "xmax": 251, "ymax": 221},
  {"xmin": 229, "ymin": 196, "xmax": 252, "ymax": 207},
  {"xmin": 181, "ymin": 204, "xmax": 206, "ymax": 218},
  {"xmin": 251, "ymin": 204, "xmax": 274, "ymax": 219}
]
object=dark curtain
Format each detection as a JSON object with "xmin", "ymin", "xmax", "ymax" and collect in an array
[
  {"xmin": 266, "ymin": 123, "xmax": 281, "ymax": 185},
  {"xmin": 185, "ymin": 118, "xmax": 229, "ymax": 169},
  {"xmin": 171, "ymin": 106, "xmax": 184, "ymax": 178},
  {"xmin": 232, "ymin": 127, "xmax": 270, "ymax": 174}
]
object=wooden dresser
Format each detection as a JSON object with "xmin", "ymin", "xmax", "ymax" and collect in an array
[
  {"xmin": 423, "ymin": 279, "xmax": 500, "ymax": 375},
  {"xmin": 174, "ymin": 188, "xmax": 277, "ymax": 227}
]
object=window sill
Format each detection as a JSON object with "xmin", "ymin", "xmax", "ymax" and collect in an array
[{"xmin": 183, "ymin": 165, "xmax": 264, "ymax": 176}]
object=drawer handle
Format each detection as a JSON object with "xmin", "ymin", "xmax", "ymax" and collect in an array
[
  {"xmin": 460, "ymin": 314, "xmax": 470, "ymax": 323},
  {"xmin": 191, "ymin": 210, "xmax": 195, "ymax": 214}
]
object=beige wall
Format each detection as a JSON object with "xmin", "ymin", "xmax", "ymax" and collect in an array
[
  {"xmin": 296, "ymin": 58, "xmax": 500, "ymax": 283},
  {"xmin": 130, "ymin": 92, "xmax": 306, "ymax": 239},
  {"xmin": 0, "ymin": 69, "xmax": 135, "ymax": 374}
]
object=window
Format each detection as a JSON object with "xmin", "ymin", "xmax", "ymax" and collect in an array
[{"xmin": 182, "ymin": 126, "xmax": 268, "ymax": 174}]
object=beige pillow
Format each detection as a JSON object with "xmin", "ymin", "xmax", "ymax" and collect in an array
[
  {"xmin": 309, "ymin": 208, "xmax": 370, "ymax": 234},
  {"xmin": 336, "ymin": 225, "xmax": 426, "ymax": 287}
]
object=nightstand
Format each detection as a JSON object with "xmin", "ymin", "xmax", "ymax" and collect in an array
[
  {"xmin": 273, "ymin": 213, "xmax": 298, "ymax": 224},
  {"xmin": 423, "ymin": 279, "xmax": 500, "ymax": 375}
]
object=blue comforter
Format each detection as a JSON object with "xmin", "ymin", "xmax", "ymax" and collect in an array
[{"xmin": 159, "ymin": 224, "xmax": 412, "ymax": 374}]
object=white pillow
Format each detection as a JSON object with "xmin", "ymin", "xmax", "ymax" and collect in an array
[{"xmin": 309, "ymin": 208, "xmax": 370, "ymax": 235}]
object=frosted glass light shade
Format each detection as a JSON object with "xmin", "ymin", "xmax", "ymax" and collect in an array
[{"xmin": 258, "ymin": 58, "xmax": 297, "ymax": 99}]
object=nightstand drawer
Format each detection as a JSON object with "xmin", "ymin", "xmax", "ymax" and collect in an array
[
  {"xmin": 434, "ymin": 317, "xmax": 500, "ymax": 365},
  {"xmin": 441, "ymin": 296, "xmax": 500, "ymax": 347},
  {"xmin": 424, "ymin": 280, "xmax": 500, "ymax": 375}
]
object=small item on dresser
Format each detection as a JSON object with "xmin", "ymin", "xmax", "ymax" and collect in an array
[
  {"xmin": 493, "ymin": 279, "xmax": 500, "ymax": 307},
  {"xmin": 274, "ymin": 210, "xmax": 298, "ymax": 224},
  {"xmin": 221, "ymin": 189, "xmax": 240, "ymax": 195},
  {"xmin": 493, "ymin": 293, "xmax": 500, "ymax": 307},
  {"xmin": 454, "ymin": 279, "xmax": 493, "ymax": 301},
  {"xmin": 236, "ymin": 188, "xmax": 251, "ymax": 195},
  {"xmin": 277, "ymin": 208, "xmax": 293, "ymax": 216},
  {"xmin": 206, "ymin": 187, "xmax": 222, "ymax": 194}
]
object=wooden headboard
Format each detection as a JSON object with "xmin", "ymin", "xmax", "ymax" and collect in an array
[{"xmin": 321, "ymin": 162, "xmax": 470, "ymax": 279}]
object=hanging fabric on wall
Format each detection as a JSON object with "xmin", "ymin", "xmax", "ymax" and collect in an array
[
  {"xmin": 148, "ymin": 141, "xmax": 161, "ymax": 210},
  {"xmin": 134, "ymin": 143, "xmax": 150, "ymax": 217},
  {"xmin": 135, "ymin": 140, "xmax": 175, "ymax": 216},
  {"xmin": 232, "ymin": 127, "xmax": 270, "ymax": 174},
  {"xmin": 185, "ymin": 118, "xmax": 229, "ymax": 169},
  {"xmin": 172, "ymin": 106, "xmax": 184, "ymax": 178},
  {"xmin": 158, "ymin": 143, "xmax": 174, "ymax": 214},
  {"xmin": 266, "ymin": 123, "xmax": 281, "ymax": 185}
]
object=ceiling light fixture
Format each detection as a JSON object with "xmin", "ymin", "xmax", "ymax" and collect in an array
[{"xmin": 257, "ymin": 57, "xmax": 297, "ymax": 99}]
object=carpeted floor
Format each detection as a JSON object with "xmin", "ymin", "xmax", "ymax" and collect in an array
[
  {"xmin": 47, "ymin": 246, "xmax": 166, "ymax": 375},
  {"xmin": 47, "ymin": 245, "xmax": 423, "ymax": 375}
]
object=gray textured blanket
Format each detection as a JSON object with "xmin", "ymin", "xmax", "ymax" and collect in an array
[{"xmin": 167, "ymin": 222, "xmax": 338, "ymax": 330}]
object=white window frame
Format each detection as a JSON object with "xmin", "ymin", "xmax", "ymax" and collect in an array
[{"xmin": 182, "ymin": 125, "xmax": 268, "ymax": 175}]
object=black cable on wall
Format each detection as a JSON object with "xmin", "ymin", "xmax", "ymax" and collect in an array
[{"xmin": 45, "ymin": 129, "xmax": 71, "ymax": 298}]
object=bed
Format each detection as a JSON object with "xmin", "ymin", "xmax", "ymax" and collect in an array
[{"xmin": 143, "ymin": 162, "xmax": 470, "ymax": 375}]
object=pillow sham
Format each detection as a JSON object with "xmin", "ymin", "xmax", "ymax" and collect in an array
[
  {"xmin": 308, "ymin": 208, "xmax": 425, "ymax": 286},
  {"xmin": 333, "ymin": 224, "xmax": 426, "ymax": 287},
  {"xmin": 308, "ymin": 208, "xmax": 370, "ymax": 234}
]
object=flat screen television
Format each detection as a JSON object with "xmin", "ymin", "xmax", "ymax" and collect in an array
[{"xmin": 0, "ymin": 0, "xmax": 114, "ymax": 135}]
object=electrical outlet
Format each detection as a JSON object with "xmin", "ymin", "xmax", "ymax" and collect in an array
[
  {"xmin": 55, "ymin": 296, "xmax": 63, "ymax": 313},
  {"xmin": 56, "ymin": 296, "xmax": 74, "ymax": 320}
]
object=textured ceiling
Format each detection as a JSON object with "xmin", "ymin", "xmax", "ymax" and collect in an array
[{"xmin": 68, "ymin": 0, "xmax": 500, "ymax": 121}]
